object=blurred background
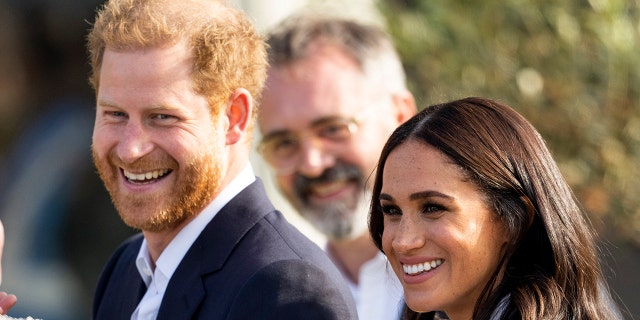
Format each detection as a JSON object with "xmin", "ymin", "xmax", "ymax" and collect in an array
[{"xmin": 0, "ymin": 0, "xmax": 637, "ymax": 319}]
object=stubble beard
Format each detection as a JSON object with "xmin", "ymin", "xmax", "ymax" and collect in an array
[{"xmin": 93, "ymin": 148, "xmax": 222, "ymax": 232}]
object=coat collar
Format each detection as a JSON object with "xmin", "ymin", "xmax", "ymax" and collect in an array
[{"xmin": 156, "ymin": 178, "xmax": 275, "ymax": 319}]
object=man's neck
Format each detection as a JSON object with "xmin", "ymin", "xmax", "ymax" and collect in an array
[
  {"xmin": 326, "ymin": 232, "xmax": 379, "ymax": 285},
  {"xmin": 142, "ymin": 215, "xmax": 196, "ymax": 264},
  {"xmin": 141, "ymin": 161, "xmax": 251, "ymax": 264}
]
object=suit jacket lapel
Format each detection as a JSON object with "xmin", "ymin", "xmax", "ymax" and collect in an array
[
  {"xmin": 94, "ymin": 234, "xmax": 148, "ymax": 319},
  {"xmin": 116, "ymin": 247, "xmax": 147, "ymax": 319},
  {"xmin": 107, "ymin": 270, "xmax": 146, "ymax": 319},
  {"xmin": 157, "ymin": 179, "xmax": 274, "ymax": 320}
]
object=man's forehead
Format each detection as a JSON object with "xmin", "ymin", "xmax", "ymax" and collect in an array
[{"xmin": 259, "ymin": 106, "xmax": 339, "ymax": 134}]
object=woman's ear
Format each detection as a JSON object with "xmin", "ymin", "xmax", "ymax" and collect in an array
[{"xmin": 225, "ymin": 88, "xmax": 252, "ymax": 145}]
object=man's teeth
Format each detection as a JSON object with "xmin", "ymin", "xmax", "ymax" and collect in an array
[
  {"xmin": 310, "ymin": 179, "xmax": 348, "ymax": 197},
  {"xmin": 403, "ymin": 259, "xmax": 443, "ymax": 275},
  {"xmin": 124, "ymin": 169, "xmax": 170, "ymax": 182}
]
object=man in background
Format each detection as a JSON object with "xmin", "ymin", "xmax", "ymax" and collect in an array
[
  {"xmin": 87, "ymin": 0, "xmax": 357, "ymax": 319},
  {"xmin": 258, "ymin": 13, "xmax": 416, "ymax": 320}
]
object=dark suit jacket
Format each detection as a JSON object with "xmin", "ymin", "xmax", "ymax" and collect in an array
[{"xmin": 93, "ymin": 179, "xmax": 358, "ymax": 320}]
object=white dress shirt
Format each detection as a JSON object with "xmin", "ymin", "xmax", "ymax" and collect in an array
[
  {"xmin": 131, "ymin": 165, "xmax": 256, "ymax": 320},
  {"xmin": 354, "ymin": 253, "xmax": 404, "ymax": 320},
  {"xmin": 328, "ymin": 248, "xmax": 404, "ymax": 320}
]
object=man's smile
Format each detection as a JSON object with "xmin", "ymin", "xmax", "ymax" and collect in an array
[{"xmin": 123, "ymin": 168, "xmax": 172, "ymax": 184}]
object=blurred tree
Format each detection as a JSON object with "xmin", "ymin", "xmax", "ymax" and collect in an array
[{"xmin": 379, "ymin": 0, "xmax": 640, "ymax": 247}]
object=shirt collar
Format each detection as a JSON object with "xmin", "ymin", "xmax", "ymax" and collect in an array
[{"xmin": 135, "ymin": 164, "xmax": 256, "ymax": 284}]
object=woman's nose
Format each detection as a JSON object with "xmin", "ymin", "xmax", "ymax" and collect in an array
[{"xmin": 392, "ymin": 215, "xmax": 426, "ymax": 253}]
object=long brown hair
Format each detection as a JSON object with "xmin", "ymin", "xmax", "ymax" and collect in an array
[{"xmin": 369, "ymin": 97, "xmax": 621, "ymax": 319}]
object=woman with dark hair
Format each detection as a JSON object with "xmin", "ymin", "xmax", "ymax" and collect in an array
[{"xmin": 369, "ymin": 97, "xmax": 622, "ymax": 319}]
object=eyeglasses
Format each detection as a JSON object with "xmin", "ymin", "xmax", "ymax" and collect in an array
[{"xmin": 258, "ymin": 113, "xmax": 367, "ymax": 175}]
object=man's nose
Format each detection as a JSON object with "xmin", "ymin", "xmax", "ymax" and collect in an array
[
  {"xmin": 116, "ymin": 121, "xmax": 154, "ymax": 164},
  {"xmin": 294, "ymin": 138, "xmax": 335, "ymax": 178}
]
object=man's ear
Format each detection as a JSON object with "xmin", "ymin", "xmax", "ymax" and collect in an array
[
  {"xmin": 225, "ymin": 88, "xmax": 252, "ymax": 145},
  {"xmin": 392, "ymin": 90, "xmax": 417, "ymax": 125}
]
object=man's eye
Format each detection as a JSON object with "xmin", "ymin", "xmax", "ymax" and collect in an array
[
  {"xmin": 271, "ymin": 137, "xmax": 298, "ymax": 155},
  {"xmin": 317, "ymin": 122, "xmax": 351, "ymax": 140},
  {"xmin": 106, "ymin": 111, "xmax": 127, "ymax": 118},
  {"xmin": 153, "ymin": 114, "xmax": 173, "ymax": 120}
]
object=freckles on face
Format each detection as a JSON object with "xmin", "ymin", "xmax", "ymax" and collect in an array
[{"xmin": 379, "ymin": 140, "xmax": 508, "ymax": 318}]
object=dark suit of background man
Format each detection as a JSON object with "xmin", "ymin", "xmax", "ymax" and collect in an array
[{"xmin": 87, "ymin": 0, "xmax": 357, "ymax": 319}]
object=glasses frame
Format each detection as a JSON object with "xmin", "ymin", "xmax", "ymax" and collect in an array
[{"xmin": 257, "ymin": 111, "xmax": 370, "ymax": 175}]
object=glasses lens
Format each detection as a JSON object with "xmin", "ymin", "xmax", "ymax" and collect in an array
[
  {"xmin": 260, "ymin": 134, "xmax": 297, "ymax": 163},
  {"xmin": 315, "ymin": 119, "xmax": 354, "ymax": 141}
]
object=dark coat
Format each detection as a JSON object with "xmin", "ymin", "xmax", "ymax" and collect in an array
[{"xmin": 93, "ymin": 179, "xmax": 358, "ymax": 320}]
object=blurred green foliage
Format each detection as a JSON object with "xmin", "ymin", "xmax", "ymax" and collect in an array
[{"xmin": 379, "ymin": 0, "xmax": 640, "ymax": 246}]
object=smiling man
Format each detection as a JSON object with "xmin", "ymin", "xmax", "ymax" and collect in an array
[
  {"xmin": 258, "ymin": 13, "xmax": 416, "ymax": 320},
  {"xmin": 87, "ymin": 1, "xmax": 357, "ymax": 319}
]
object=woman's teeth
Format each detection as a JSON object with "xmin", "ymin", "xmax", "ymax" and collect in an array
[{"xmin": 403, "ymin": 259, "xmax": 443, "ymax": 275}]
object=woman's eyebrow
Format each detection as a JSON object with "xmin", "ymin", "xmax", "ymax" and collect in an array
[{"xmin": 409, "ymin": 190, "xmax": 452, "ymax": 201}]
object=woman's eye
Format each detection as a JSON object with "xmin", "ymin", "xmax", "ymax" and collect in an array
[
  {"xmin": 422, "ymin": 203, "xmax": 446, "ymax": 215},
  {"xmin": 380, "ymin": 204, "xmax": 402, "ymax": 216}
]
